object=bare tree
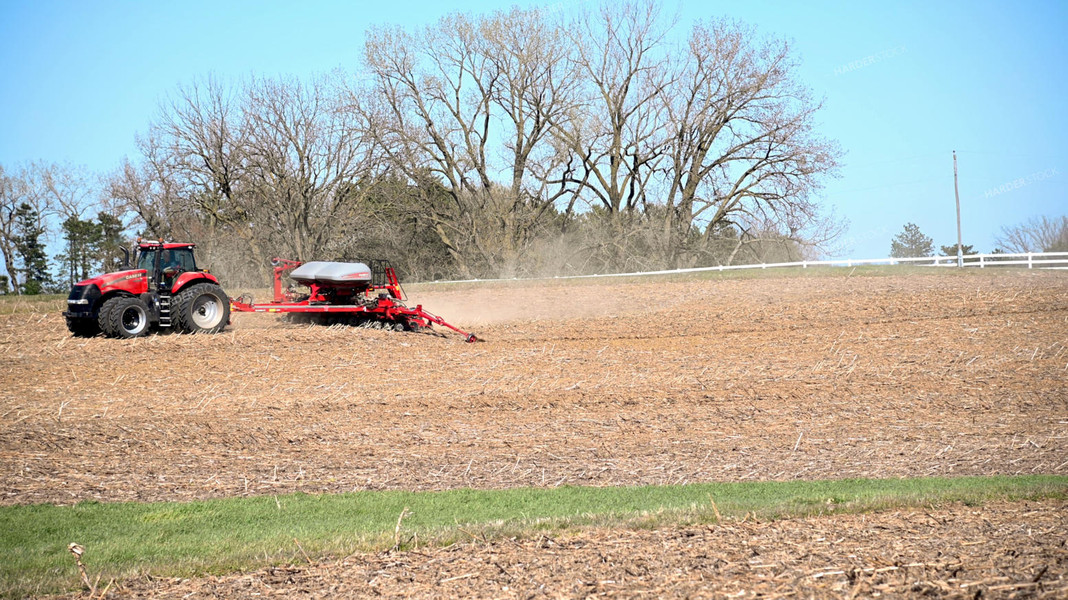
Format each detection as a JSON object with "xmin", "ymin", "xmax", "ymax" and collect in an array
[
  {"xmin": 109, "ymin": 77, "xmax": 254, "ymax": 264},
  {"xmin": 32, "ymin": 163, "xmax": 97, "ymax": 221},
  {"xmin": 479, "ymin": 7, "xmax": 582, "ymax": 275},
  {"xmin": 551, "ymin": 0, "xmax": 675, "ymax": 266},
  {"xmin": 109, "ymin": 153, "xmax": 177, "ymax": 241},
  {"xmin": 363, "ymin": 14, "xmax": 495, "ymax": 277},
  {"xmin": 242, "ymin": 75, "xmax": 382, "ymax": 262},
  {"xmin": 102, "ymin": 0, "xmax": 843, "ymax": 282},
  {"xmin": 362, "ymin": 7, "xmax": 579, "ymax": 277},
  {"xmin": 32, "ymin": 163, "xmax": 109, "ymax": 286},
  {"xmin": 0, "ymin": 165, "xmax": 23, "ymax": 292},
  {"xmin": 996, "ymin": 215, "xmax": 1068, "ymax": 253},
  {"xmin": 155, "ymin": 77, "xmax": 261, "ymax": 269},
  {"xmin": 658, "ymin": 20, "xmax": 840, "ymax": 268},
  {"xmin": 0, "ymin": 164, "xmax": 59, "ymax": 293},
  {"xmin": 109, "ymin": 78, "xmax": 260, "ymax": 283},
  {"xmin": 111, "ymin": 75, "xmax": 387, "ymax": 285}
]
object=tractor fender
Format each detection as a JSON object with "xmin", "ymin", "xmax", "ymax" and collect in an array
[{"xmin": 170, "ymin": 271, "xmax": 220, "ymax": 294}]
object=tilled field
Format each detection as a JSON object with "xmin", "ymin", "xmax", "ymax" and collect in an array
[
  {"xmin": 2, "ymin": 271, "xmax": 1066, "ymax": 505},
  {"xmin": 3, "ymin": 270, "xmax": 1068, "ymax": 597},
  {"xmin": 77, "ymin": 500, "xmax": 1068, "ymax": 599}
]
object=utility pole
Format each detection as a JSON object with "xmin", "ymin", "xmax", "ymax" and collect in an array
[{"xmin": 953, "ymin": 150, "xmax": 962, "ymax": 267}]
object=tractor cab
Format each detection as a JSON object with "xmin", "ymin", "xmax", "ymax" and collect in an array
[{"xmin": 137, "ymin": 244, "xmax": 198, "ymax": 285}]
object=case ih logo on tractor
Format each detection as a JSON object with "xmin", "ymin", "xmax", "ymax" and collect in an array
[{"xmin": 63, "ymin": 240, "xmax": 478, "ymax": 342}]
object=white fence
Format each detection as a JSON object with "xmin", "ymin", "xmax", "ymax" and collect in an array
[{"xmin": 426, "ymin": 252, "xmax": 1068, "ymax": 285}]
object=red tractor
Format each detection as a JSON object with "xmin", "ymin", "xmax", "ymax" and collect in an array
[{"xmin": 63, "ymin": 240, "xmax": 230, "ymax": 338}]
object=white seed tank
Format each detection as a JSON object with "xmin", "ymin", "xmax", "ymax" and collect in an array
[{"xmin": 290, "ymin": 261, "xmax": 372, "ymax": 286}]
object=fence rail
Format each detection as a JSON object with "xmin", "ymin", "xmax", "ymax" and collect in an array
[{"xmin": 425, "ymin": 252, "xmax": 1068, "ymax": 285}]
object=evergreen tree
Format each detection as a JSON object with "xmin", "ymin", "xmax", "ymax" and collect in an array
[
  {"xmin": 94, "ymin": 212, "xmax": 128, "ymax": 271},
  {"xmin": 57, "ymin": 215, "xmax": 101, "ymax": 286},
  {"xmin": 890, "ymin": 222, "xmax": 933, "ymax": 258},
  {"xmin": 56, "ymin": 212, "xmax": 128, "ymax": 285},
  {"xmin": 939, "ymin": 243, "xmax": 975, "ymax": 256},
  {"xmin": 13, "ymin": 203, "xmax": 51, "ymax": 294}
]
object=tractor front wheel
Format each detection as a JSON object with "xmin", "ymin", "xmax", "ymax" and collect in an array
[
  {"xmin": 99, "ymin": 296, "xmax": 151, "ymax": 338},
  {"xmin": 173, "ymin": 283, "xmax": 230, "ymax": 334}
]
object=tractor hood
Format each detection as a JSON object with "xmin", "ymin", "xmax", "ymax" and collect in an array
[{"xmin": 76, "ymin": 268, "xmax": 147, "ymax": 289}]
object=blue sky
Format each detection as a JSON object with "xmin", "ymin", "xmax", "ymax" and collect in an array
[{"xmin": 1, "ymin": 0, "xmax": 1065, "ymax": 259}]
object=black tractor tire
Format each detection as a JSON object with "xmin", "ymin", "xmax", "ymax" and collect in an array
[
  {"xmin": 99, "ymin": 296, "xmax": 151, "ymax": 338},
  {"xmin": 65, "ymin": 316, "xmax": 100, "ymax": 338},
  {"xmin": 173, "ymin": 283, "xmax": 230, "ymax": 334}
]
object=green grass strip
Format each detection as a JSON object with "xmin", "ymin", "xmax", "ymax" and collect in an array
[{"xmin": 2, "ymin": 475, "xmax": 1065, "ymax": 597}]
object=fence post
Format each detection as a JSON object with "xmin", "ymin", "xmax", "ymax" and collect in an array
[
  {"xmin": 979, "ymin": 255, "xmax": 984, "ymax": 268},
  {"xmin": 1028, "ymin": 253, "xmax": 1033, "ymax": 269}
]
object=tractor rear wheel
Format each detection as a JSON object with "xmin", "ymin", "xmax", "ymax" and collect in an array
[
  {"xmin": 99, "ymin": 296, "xmax": 151, "ymax": 338},
  {"xmin": 66, "ymin": 316, "xmax": 100, "ymax": 338},
  {"xmin": 173, "ymin": 283, "xmax": 230, "ymax": 334}
]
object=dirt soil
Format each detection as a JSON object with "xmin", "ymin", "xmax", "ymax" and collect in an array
[
  {"xmin": 67, "ymin": 500, "xmax": 1068, "ymax": 599},
  {"xmin": 2, "ymin": 271, "xmax": 1067, "ymax": 505}
]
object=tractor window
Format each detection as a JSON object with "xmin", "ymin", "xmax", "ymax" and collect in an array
[
  {"xmin": 137, "ymin": 249, "xmax": 157, "ymax": 272},
  {"xmin": 137, "ymin": 247, "xmax": 197, "ymax": 277},
  {"xmin": 166, "ymin": 249, "xmax": 196, "ymax": 270}
]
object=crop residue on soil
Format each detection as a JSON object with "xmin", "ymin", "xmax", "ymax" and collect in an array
[
  {"xmin": 2, "ymin": 272, "xmax": 1066, "ymax": 505},
  {"xmin": 75, "ymin": 500, "xmax": 1067, "ymax": 599},
  {"xmin": 4, "ymin": 271, "xmax": 1068, "ymax": 598}
]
